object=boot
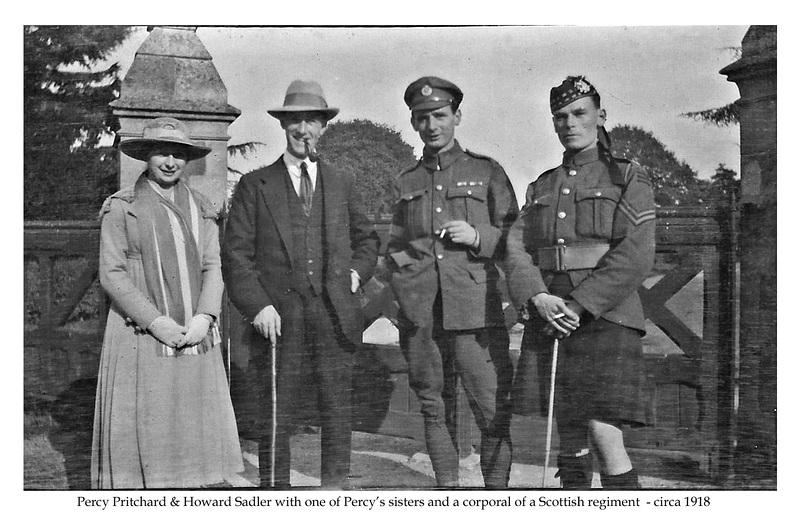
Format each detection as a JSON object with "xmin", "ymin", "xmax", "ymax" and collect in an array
[
  {"xmin": 555, "ymin": 453, "xmax": 593, "ymax": 489},
  {"xmin": 600, "ymin": 468, "xmax": 641, "ymax": 490}
]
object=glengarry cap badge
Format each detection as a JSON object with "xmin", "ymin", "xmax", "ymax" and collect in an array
[{"xmin": 549, "ymin": 75, "xmax": 599, "ymax": 113}]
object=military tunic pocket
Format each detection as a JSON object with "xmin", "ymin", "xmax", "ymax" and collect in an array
[
  {"xmin": 396, "ymin": 187, "xmax": 429, "ymax": 238},
  {"xmin": 447, "ymin": 184, "xmax": 489, "ymax": 225},
  {"xmin": 575, "ymin": 187, "xmax": 621, "ymax": 239}
]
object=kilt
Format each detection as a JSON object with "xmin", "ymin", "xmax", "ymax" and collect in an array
[{"xmin": 511, "ymin": 275, "xmax": 646, "ymax": 426}]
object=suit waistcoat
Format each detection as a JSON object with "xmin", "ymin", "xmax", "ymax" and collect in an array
[{"xmin": 285, "ymin": 171, "xmax": 325, "ymax": 295}]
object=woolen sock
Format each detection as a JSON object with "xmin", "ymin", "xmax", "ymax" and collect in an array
[{"xmin": 600, "ymin": 468, "xmax": 641, "ymax": 490}]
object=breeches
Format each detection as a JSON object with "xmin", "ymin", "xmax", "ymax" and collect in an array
[
  {"xmin": 399, "ymin": 315, "xmax": 514, "ymax": 437},
  {"xmin": 398, "ymin": 293, "xmax": 514, "ymax": 487}
]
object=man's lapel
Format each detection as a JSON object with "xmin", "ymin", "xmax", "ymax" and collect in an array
[
  {"xmin": 319, "ymin": 161, "xmax": 344, "ymax": 242},
  {"xmin": 259, "ymin": 158, "xmax": 294, "ymax": 265}
]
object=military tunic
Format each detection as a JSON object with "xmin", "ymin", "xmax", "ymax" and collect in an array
[
  {"xmin": 504, "ymin": 146, "xmax": 655, "ymax": 427},
  {"xmin": 388, "ymin": 140, "xmax": 519, "ymax": 330},
  {"xmin": 386, "ymin": 140, "xmax": 519, "ymax": 487},
  {"xmin": 505, "ymin": 146, "xmax": 656, "ymax": 331}
]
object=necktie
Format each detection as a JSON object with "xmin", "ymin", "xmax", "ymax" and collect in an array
[{"xmin": 299, "ymin": 162, "xmax": 313, "ymax": 216}]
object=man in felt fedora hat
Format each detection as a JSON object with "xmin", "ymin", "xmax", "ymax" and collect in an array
[
  {"xmin": 222, "ymin": 80, "xmax": 379, "ymax": 489},
  {"xmin": 267, "ymin": 80, "xmax": 340, "ymax": 121}
]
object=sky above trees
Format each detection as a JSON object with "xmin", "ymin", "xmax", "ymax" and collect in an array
[{"xmin": 108, "ymin": 25, "xmax": 746, "ymax": 205}]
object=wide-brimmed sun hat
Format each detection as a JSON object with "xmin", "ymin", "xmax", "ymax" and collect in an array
[
  {"xmin": 267, "ymin": 80, "xmax": 339, "ymax": 121},
  {"xmin": 119, "ymin": 117, "xmax": 212, "ymax": 161}
]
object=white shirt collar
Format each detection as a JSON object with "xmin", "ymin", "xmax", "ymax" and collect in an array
[
  {"xmin": 282, "ymin": 150, "xmax": 318, "ymax": 193},
  {"xmin": 283, "ymin": 150, "xmax": 317, "ymax": 170}
]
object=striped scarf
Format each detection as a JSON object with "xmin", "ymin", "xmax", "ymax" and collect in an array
[{"xmin": 134, "ymin": 174, "xmax": 219, "ymax": 357}]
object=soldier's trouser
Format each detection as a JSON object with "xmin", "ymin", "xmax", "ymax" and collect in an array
[{"xmin": 399, "ymin": 308, "xmax": 514, "ymax": 488}]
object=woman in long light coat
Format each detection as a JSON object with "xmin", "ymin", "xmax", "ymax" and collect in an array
[{"xmin": 91, "ymin": 117, "xmax": 243, "ymax": 489}]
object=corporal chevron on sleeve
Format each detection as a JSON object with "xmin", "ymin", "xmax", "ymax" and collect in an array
[{"xmin": 618, "ymin": 196, "xmax": 656, "ymax": 226}]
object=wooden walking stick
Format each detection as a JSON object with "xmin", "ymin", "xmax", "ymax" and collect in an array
[
  {"xmin": 542, "ymin": 337, "xmax": 559, "ymax": 488},
  {"xmin": 270, "ymin": 340, "xmax": 277, "ymax": 488}
]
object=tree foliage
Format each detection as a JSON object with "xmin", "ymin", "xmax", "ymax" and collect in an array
[
  {"xmin": 700, "ymin": 163, "xmax": 740, "ymax": 203},
  {"xmin": 609, "ymin": 124, "xmax": 739, "ymax": 206},
  {"xmin": 316, "ymin": 119, "xmax": 416, "ymax": 218},
  {"xmin": 681, "ymin": 46, "xmax": 742, "ymax": 127},
  {"xmin": 24, "ymin": 25, "xmax": 133, "ymax": 220},
  {"xmin": 682, "ymin": 103, "xmax": 740, "ymax": 127},
  {"xmin": 609, "ymin": 125, "xmax": 703, "ymax": 207},
  {"xmin": 227, "ymin": 141, "xmax": 268, "ymax": 179}
]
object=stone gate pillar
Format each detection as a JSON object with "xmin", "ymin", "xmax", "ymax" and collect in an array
[
  {"xmin": 720, "ymin": 25, "xmax": 777, "ymax": 485},
  {"xmin": 110, "ymin": 26, "xmax": 240, "ymax": 214}
]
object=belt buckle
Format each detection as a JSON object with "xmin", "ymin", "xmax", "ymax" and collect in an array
[{"xmin": 555, "ymin": 244, "xmax": 567, "ymax": 271}]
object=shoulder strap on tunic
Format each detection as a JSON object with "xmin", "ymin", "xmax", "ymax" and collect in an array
[
  {"xmin": 600, "ymin": 146, "xmax": 632, "ymax": 187},
  {"xmin": 398, "ymin": 159, "xmax": 423, "ymax": 177},
  {"xmin": 464, "ymin": 148, "xmax": 493, "ymax": 161}
]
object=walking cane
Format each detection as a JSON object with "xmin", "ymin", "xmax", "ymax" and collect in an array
[
  {"xmin": 542, "ymin": 337, "xmax": 559, "ymax": 488},
  {"xmin": 269, "ymin": 340, "xmax": 277, "ymax": 488}
]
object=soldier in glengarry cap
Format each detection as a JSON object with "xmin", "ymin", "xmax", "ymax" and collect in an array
[
  {"xmin": 386, "ymin": 76, "xmax": 519, "ymax": 488},
  {"xmin": 505, "ymin": 75, "xmax": 656, "ymax": 489}
]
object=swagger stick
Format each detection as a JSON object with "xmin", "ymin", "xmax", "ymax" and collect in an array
[
  {"xmin": 542, "ymin": 337, "xmax": 559, "ymax": 488},
  {"xmin": 270, "ymin": 340, "xmax": 277, "ymax": 487}
]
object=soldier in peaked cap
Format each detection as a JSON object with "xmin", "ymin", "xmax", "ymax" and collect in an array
[
  {"xmin": 504, "ymin": 75, "xmax": 656, "ymax": 490},
  {"xmin": 222, "ymin": 80, "xmax": 379, "ymax": 489},
  {"xmin": 388, "ymin": 76, "xmax": 519, "ymax": 488}
]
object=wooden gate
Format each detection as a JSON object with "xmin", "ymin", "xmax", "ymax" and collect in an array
[
  {"xmin": 24, "ymin": 221, "xmax": 107, "ymax": 401},
  {"xmin": 629, "ymin": 204, "xmax": 737, "ymax": 479}
]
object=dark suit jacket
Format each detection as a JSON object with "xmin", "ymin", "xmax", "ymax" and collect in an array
[{"xmin": 221, "ymin": 156, "xmax": 379, "ymax": 345}]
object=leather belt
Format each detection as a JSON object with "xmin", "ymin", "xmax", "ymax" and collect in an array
[{"xmin": 534, "ymin": 243, "xmax": 610, "ymax": 271}]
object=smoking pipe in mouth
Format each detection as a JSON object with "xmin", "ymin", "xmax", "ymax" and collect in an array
[{"xmin": 304, "ymin": 140, "xmax": 319, "ymax": 162}]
